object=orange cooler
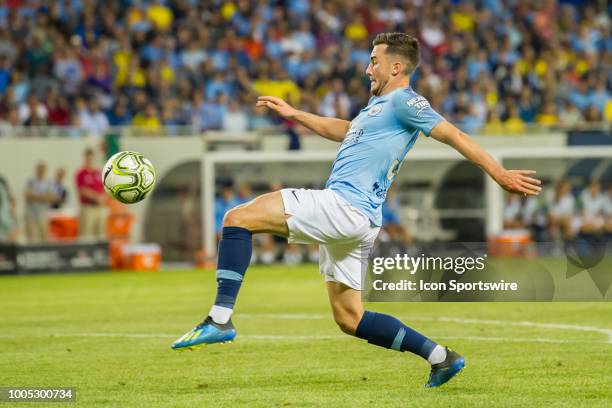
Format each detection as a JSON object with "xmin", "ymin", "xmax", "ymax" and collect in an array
[
  {"xmin": 48, "ymin": 210, "xmax": 79, "ymax": 241},
  {"xmin": 488, "ymin": 230, "xmax": 536, "ymax": 258},
  {"xmin": 122, "ymin": 244, "xmax": 161, "ymax": 272}
]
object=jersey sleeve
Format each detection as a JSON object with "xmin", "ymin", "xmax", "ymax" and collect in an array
[{"xmin": 391, "ymin": 90, "xmax": 445, "ymax": 136}]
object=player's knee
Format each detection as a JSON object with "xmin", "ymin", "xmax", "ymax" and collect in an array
[{"xmin": 223, "ymin": 208, "xmax": 249, "ymax": 229}]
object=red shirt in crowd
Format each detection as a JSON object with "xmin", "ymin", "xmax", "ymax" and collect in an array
[{"xmin": 76, "ymin": 167, "xmax": 104, "ymax": 205}]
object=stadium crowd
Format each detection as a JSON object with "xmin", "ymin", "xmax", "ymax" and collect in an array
[{"xmin": 0, "ymin": 0, "xmax": 608, "ymax": 140}]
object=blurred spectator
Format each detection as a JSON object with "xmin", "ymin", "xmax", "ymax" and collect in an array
[
  {"xmin": 456, "ymin": 106, "xmax": 484, "ymax": 135},
  {"xmin": 215, "ymin": 182, "xmax": 239, "ymax": 239},
  {"xmin": 605, "ymin": 185, "xmax": 612, "ymax": 235},
  {"xmin": 504, "ymin": 105, "xmax": 526, "ymax": 134},
  {"xmin": 536, "ymin": 102, "xmax": 558, "ymax": 127},
  {"xmin": 108, "ymin": 100, "xmax": 132, "ymax": 127},
  {"xmin": 575, "ymin": 180, "xmax": 606, "ymax": 236},
  {"xmin": 50, "ymin": 168, "xmax": 68, "ymax": 210},
  {"xmin": 583, "ymin": 106, "xmax": 602, "ymax": 123},
  {"xmin": 559, "ymin": 101, "xmax": 584, "ymax": 127},
  {"xmin": 236, "ymin": 184, "xmax": 254, "ymax": 206},
  {"xmin": 607, "ymin": 101, "xmax": 612, "ymax": 123},
  {"xmin": 222, "ymin": 100, "xmax": 249, "ymax": 132},
  {"xmin": 10, "ymin": 70, "xmax": 29, "ymax": 106},
  {"xmin": 0, "ymin": 107, "xmax": 20, "ymax": 135},
  {"xmin": 161, "ymin": 97, "xmax": 187, "ymax": 135},
  {"xmin": 147, "ymin": 0, "xmax": 173, "ymax": 32},
  {"xmin": 252, "ymin": 67, "xmax": 300, "ymax": 107},
  {"xmin": 45, "ymin": 91, "xmax": 71, "ymax": 126},
  {"xmin": 78, "ymin": 98, "xmax": 109, "ymax": 137},
  {"xmin": 0, "ymin": 55, "xmax": 11, "ymax": 93},
  {"xmin": 203, "ymin": 93, "xmax": 227, "ymax": 131},
  {"xmin": 76, "ymin": 148, "xmax": 106, "ymax": 239},
  {"xmin": 523, "ymin": 195, "xmax": 548, "ymax": 242},
  {"xmin": 503, "ymin": 194, "xmax": 525, "ymax": 229},
  {"xmin": 133, "ymin": 102, "xmax": 162, "ymax": 132},
  {"xmin": 548, "ymin": 180, "xmax": 575, "ymax": 242},
  {"xmin": 0, "ymin": 174, "xmax": 17, "ymax": 243},
  {"xmin": 482, "ymin": 109, "xmax": 504, "ymax": 135},
  {"xmin": 53, "ymin": 46, "xmax": 82, "ymax": 95},
  {"xmin": 517, "ymin": 89, "xmax": 537, "ymax": 123},
  {"xmin": 319, "ymin": 78, "xmax": 351, "ymax": 119},
  {"xmin": 249, "ymin": 106, "xmax": 274, "ymax": 131},
  {"xmin": 24, "ymin": 162, "xmax": 54, "ymax": 242},
  {"xmin": 18, "ymin": 94, "xmax": 47, "ymax": 126}
]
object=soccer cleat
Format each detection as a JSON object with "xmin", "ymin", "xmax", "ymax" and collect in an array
[
  {"xmin": 425, "ymin": 347, "xmax": 465, "ymax": 388},
  {"xmin": 171, "ymin": 316, "xmax": 236, "ymax": 351}
]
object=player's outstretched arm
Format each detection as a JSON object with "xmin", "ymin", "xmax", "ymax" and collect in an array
[
  {"xmin": 256, "ymin": 96, "xmax": 350, "ymax": 142},
  {"xmin": 430, "ymin": 121, "xmax": 542, "ymax": 196}
]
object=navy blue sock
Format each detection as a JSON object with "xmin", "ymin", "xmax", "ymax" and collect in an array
[
  {"xmin": 355, "ymin": 311, "xmax": 437, "ymax": 360},
  {"xmin": 213, "ymin": 226, "xmax": 252, "ymax": 309}
]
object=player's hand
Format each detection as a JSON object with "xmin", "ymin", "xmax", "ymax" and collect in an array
[
  {"xmin": 256, "ymin": 96, "xmax": 298, "ymax": 119},
  {"xmin": 495, "ymin": 169, "xmax": 542, "ymax": 196}
]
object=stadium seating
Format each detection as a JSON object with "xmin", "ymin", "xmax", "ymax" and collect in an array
[{"xmin": 0, "ymin": 0, "xmax": 608, "ymax": 139}]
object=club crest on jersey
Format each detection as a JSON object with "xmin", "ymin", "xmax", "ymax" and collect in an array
[{"xmin": 368, "ymin": 103, "xmax": 383, "ymax": 116}]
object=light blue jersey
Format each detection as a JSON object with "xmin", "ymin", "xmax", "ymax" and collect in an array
[{"xmin": 325, "ymin": 87, "xmax": 445, "ymax": 226}]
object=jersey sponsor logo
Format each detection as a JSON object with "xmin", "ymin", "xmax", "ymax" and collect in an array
[
  {"xmin": 343, "ymin": 127, "xmax": 364, "ymax": 145},
  {"xmin": 406, "ymin": 96, "xmax": 430, "ymax": 117},
  {"xmin": 372, "ymin": 182, "xmax": 387, "ymax": 199}
]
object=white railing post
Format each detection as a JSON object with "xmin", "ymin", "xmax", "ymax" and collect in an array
[
  {"xmin": 485, "ymin": 152, "xmax": 504, "ymax": 237},
  {"xmin": 202, "ymin": 153, "xmax": 216, "ymax": 258}
]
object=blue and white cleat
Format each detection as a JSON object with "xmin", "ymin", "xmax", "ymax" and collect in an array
[
  {"xmin": 171, "ymin": 316, "xmax": 236, "ymax": 351},
  {"xmin": 425, "ymin": 347, "xmax": 465, "ymax": 388}
]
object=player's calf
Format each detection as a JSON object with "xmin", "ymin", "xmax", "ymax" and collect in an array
[
  {"xmin": 354, "ymin": 311, "xmax": 464, "ymax": 387},
  {"xmin": 332, "ymin": 310, "xmax": 362, "ymax": 335},
  {"xmin": 327, "ymin": 283, "xmax": 464, "ymax": 387},
  {"xmin": 172, "ymin": 191, "xmax": 289, "ymax": 351}
]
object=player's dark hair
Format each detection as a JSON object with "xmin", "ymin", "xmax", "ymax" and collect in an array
[{"xmin": 372, "ymin": 32, "xmax": 420, "ymax": 75}]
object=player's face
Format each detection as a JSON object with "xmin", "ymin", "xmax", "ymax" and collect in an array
[{"xmin": 366, "ymin": 45, "xmax": 391, "ymax": 96}]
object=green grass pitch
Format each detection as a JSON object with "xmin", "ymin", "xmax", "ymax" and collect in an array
[{"xmin": 1, "ymin": 265, "xmax": 611, "ymax": 407}]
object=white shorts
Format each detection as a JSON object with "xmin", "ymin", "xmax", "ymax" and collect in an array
[{"xmin": 280, "ymin": 188, "xmax": 380, "ymax": 290}]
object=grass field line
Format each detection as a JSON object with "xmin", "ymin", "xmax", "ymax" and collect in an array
[
  {"xmin": 437, "ymin": 317, "xmax": 612, "ymax": 343},
  {"xmin": 0, "ymin": 332, "xmax": 608, "ymax": 345},
  {"xmin": 239, "ymin": 313, "xmax": 612, "ymax": 343},
  {"xmin": 1, "ymin": 315, "xmax": 610, "ymax": 344}
]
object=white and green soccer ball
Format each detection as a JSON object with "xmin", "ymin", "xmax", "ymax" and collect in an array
[{"xmin": 102, "ymin": 151, "xmax": 156, "ymax": 204}]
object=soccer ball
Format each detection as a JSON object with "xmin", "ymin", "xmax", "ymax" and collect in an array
[{"xmin": 102, "ymin": 151, "xmax": 156, "ymax": 204}]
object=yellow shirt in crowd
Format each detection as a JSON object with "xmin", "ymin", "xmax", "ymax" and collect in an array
[
  {"xmin": 253, "ymin": 79, "xmax": 301, "ymax": 106},
  {"xmin": 147, "ymin": 4, "xmax": 173, "ymax": 30},
  {"xmin": 504, "ymin": 118, "xmax": 526, "ymax": 134},
  {"xmin": 133, "ymin": 115, "xmax": 161, "ymax": 131}
]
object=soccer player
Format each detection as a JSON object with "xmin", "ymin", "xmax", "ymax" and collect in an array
[{"xmin": 172, "ymin": 33, "xmax": 542, "ymax": 387}]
